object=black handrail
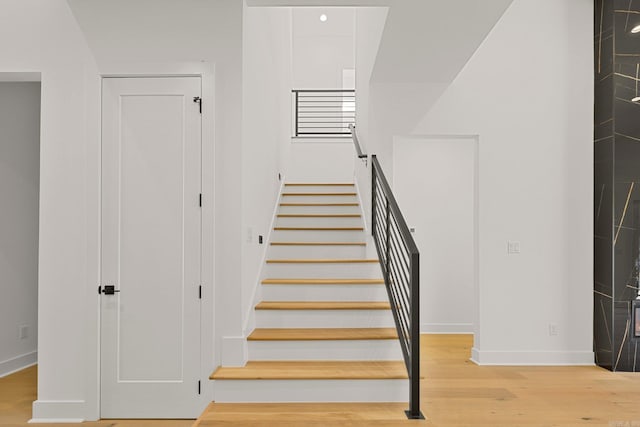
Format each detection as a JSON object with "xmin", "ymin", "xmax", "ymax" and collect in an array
[
  {"xmin": 292, "ymin": 89, "xmax": 355, "ymax": 137},
  {"xmin": 370, "ymin": 154, "xmax": 423, "ymax": 420},
  {"xmin": 348, "ymin": 124, "xmax": 367, "ymax": 159}
]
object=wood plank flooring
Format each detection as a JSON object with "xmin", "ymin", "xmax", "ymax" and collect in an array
[
  {"xmin": 0, "ymin": 366, "xmax": 192, "ymax": 427},
  {"xmin": 5, "ymin": 335, "xmax": 640, "ymax": 426},
  {"xmin": 199, "ymin": 335, "xmax": 640, "ymax": 426}
]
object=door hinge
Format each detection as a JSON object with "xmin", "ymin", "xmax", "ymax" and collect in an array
[
  {"xmin": 199, "ymin": 285, "xmax": 202, "ymax": 299},
  {"xmin": 193, "ymin": 96, "xmax": 202, "ymax": 114},
  {"xmin": 199, "ymin": 193, "xmax": 202, "ymax": 207},
  {"xmin": 198, "ymin": 380, "xmax": 201, "ymax": 395}
]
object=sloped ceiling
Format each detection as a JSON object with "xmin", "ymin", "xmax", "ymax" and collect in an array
[{"xmin": 247, "ymin": 0, "xmax": 513, "ymax": 85}]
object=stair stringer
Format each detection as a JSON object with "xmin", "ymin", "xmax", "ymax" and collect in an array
[{"xmin": 241, "ymin": 177, "xmax": 286, "ymax": 341}]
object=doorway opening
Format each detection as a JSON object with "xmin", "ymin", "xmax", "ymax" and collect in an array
[{"xmin": 0, "ymin": 73, "xmax": 41, "ymax": 379}]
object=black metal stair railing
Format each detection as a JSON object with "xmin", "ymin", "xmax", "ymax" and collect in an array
[
  {"xmin": 292, "ymin": 89, "xmax": 355, "ymax": 137},
  {"xmin": 349, "ymin": 126, "xmax": 423, "ymax": 420}
]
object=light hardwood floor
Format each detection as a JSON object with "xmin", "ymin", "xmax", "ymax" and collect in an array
[
  {"xmin": 0, "ymin": 366, "xmax": 193, "ymax": 427},
  {"xmin": 3, "ymin": 335, "xmax": 640, "ymax": 426}
]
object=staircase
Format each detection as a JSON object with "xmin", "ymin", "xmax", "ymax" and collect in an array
[{"xmin": 210, "ymin": 183, "xmax": 407, "ymax": 403}]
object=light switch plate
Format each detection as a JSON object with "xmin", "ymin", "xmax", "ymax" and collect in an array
[{"xmin": 507, "ymin": 241, "xmax": 520, "ymax": 254}]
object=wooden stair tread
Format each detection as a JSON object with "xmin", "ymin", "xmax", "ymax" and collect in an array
[
  {"xmin": 277, "ymin": 214, "xmax": 361, "ymax": 218},
  {"xmin": 262, "ymin": 278, "xmax": 384, "ymax": 285},
  {"xmin": 274, "ymin": 227, "xmax": 364, "ymax": 231},
  {"xmin": 266, "ymin": 259, "xmax": 378, "ymax": 264},
  {"xmin": 280, "ymin": 203, "xmax": 359, "ymax": 206},
  {"xmin": 255, "ymin": 301, "xmax": 391, "ymax": 310},
  {"xmin": 285, "ymin": 183, "xmax": 355, "ymax": 186},
  {"xmin": 248, "ymin": 327, "xmax": 398, "ymax": 341},
  {"xmin": 282, "ymin": 193, "xmax": 357, "ymax": 196},
  {"xmin": 195, "ymin": 402, "xmax": 412, "ymax": 426},
  {"xmin": 210, "ymin": 361, "xmax": 407, "ymax": 380},
  {"xmin": 270, "ymin": 242, "xmax": 367, "ymax": 246}
]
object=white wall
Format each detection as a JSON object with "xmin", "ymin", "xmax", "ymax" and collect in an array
[
  {"xmin": 0, "ymin": 0, "xmax": 247, "ymax": 421},
  {"xmin": 241, "ymin": 6, "xmax": 293, "ymax": 344},
  {"xmin": 285, "ymin": 7, "xmax": 358, "ymax": 183},
  {"xmin": 393, "ymin": 137, "xmax": 475, "ymax": 334},
  {"xmin": 411, "ymin": 0, "xmax": 593, "ymax": 364},
  {"xmin": 0, "ymin": 82, "xmax": 40, "ymax": 377},
  {"xmin": 66, "ymin": 0, "xmax": 245, "ymax": 372},
  {"xmin": 0, "ymin": 0, "xmax": 101, "ymax": 421}
]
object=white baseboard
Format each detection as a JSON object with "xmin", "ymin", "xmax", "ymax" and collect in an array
[
  {"xmin": 471, "ymin": 347, "xmax": 594, "ymax": 365},
  {"xmin": 221, "ymin": 336, "xmax": 248, "ymax": 367},
  {"xmin": 30, "ymin": 400, "xmax": 85, "ymax": 423},
  {"xmin": 0, "ymin": 351, "xmax": 37, "ymax": 378},
  {"xmin": 421, "ymin": 323, "xmax": 473, "ymax": 334}
]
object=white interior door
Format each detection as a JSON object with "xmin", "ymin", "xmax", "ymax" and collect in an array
[{"xmin": 100, "ymin": 76, "xmax": 203, "ymax": 418}]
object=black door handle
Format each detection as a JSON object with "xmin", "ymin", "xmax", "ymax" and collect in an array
[{"xmin": 99, "ymin": 285, "xmax": 120, "ymax": 295}]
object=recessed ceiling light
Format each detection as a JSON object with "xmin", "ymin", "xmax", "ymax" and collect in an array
[
  {"xmin": 632, "ymin": 24, "xmax": 640, "ymax": 34},
  {"xmin": 320, "ymin": 14, "xmax": 328, "ymax": 22},
  {"xmin": 632, "ymin": 96, "xmax": 640, "ymax": 102}
]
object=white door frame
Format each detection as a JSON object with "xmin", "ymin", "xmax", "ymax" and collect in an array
[{"xmin": 84, "ymin": 62, "xmax": 215, "ymax": 421}]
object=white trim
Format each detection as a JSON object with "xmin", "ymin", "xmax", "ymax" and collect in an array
[
  {"xmin": 0, "ymin": 71, "xmax": 41, "ymax": 82},
  {"xmin": 30, "ymin": 400, "xmax": 85, "ymax": 423},
  {"xmin": 242, "ymin": 177, "xmax": 286, "ymax": 337},
  {"xmin": 470, "ymin": 347, "xmax": 595, "ymax": 366},
  {"xmin": 221, "ymin": 336, "xmax": 248, "ymax": 367},
  {"xmin": 0, "ymin": 351, "xmax": 37, "ymax": 378},
  {"xmin": 421, "ymin": 323, "xmax": 474, "ymax": 334}
]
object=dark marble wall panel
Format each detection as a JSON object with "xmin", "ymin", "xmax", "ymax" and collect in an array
[
  {"xmin": 594, "ymin": 292, "xmax": 613, "ymax": 369},
  {"xmin": 596, "ymin": 0, "xmax": 640, "ymax": 371},
  {"xmin": 594, "ymin": 0, "xmax": 616, "ymax": 370},
  {"xmin": 594, "ymin": 140, "xmax": 613, "ymax": 297}
]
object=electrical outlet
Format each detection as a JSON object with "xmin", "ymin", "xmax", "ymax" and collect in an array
[
  {"xmin": 507, "ymin": 241, "xmax": 521, "ymax": 254},
  {"xmin": 548, "ymin": 323, "xmax": 558, "ymax": 336},
  {"xmin": 19, "ymin": 324, "xmax": 28, "ymax": 340}
]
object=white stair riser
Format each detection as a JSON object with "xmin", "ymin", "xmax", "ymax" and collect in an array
[
  {"xmin": 212, "ymin": 379, "xmax": 408, "ymax": 403},
  {"xmin": 281, "ymin": 195, "xmax": 359, "ymax": 204},
  {"xmin": 276, "ymin": 216, "xmax": 363, "ymax": 228},
  {"xmin": 255, "ymin": 309, "xmax": 395, "ymax": 328},
  {"xmin": 272, "ymin": 230, "xmax": 367, "ymax": 242},
  {"xmin": 247, "ymin": 339, "xmax": 403, "ymax": 361},
  {"xmin": 267, "ymin": 245, "xmax": 367, "ymax": 259},
  {"xmin": 264, "ymin": 262, "xmax": 382, "ymax": 278},
  {"xmin": 278, "ymin": 205, "xmax": 361, "ymax": 215},
  {"xmin": 283, "ymin": 185, "xmax": 356, "ymax": 193},
  {"xmin": 261, "ymin": 284, "xmax": 388, "ymax": 302}
]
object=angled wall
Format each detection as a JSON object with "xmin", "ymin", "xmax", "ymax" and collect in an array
[{"xmin": 410, "ymin": 0, "xmax": 593, "ymax": 364}]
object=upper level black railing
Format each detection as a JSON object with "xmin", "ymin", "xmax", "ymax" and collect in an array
[
  {"xmin": 292, "ymin": 89, "xmax": 355, "ymax": 137},
  {"xmin": 349, "ymin": 127, "xmax": 423, "ymax": 420}
]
